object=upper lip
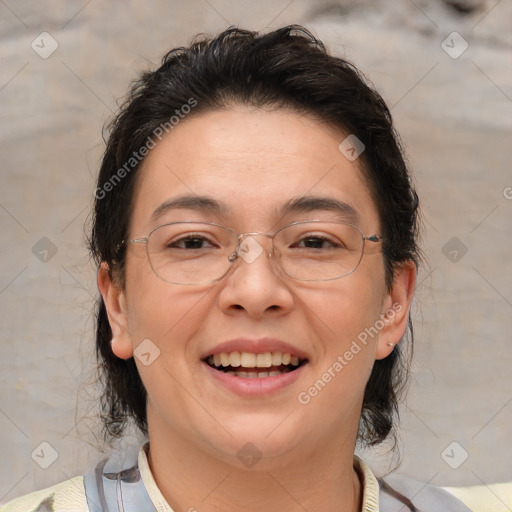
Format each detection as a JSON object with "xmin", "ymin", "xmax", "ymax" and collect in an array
[{"xmin": 201, "ymin": 337, "xmax": 309, "ymax": 361}]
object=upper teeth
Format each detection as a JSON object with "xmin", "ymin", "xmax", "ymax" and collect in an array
[{"xmin": 208, "ymin": 352, "xmax": 300, "ymax": 368}]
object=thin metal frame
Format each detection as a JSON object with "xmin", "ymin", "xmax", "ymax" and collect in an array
[{"xmin": 125, "ymin": 220, "xmax": 383, "ymax": 284}]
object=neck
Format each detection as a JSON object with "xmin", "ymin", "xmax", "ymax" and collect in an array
[{"xmin": 146, "ymin": 420, "xmax": 362, "ymax": 512}]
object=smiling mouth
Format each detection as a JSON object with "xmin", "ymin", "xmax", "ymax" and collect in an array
[{"xmin": 205, "ymin": 351, "xmax": 308, "ymax": 378}]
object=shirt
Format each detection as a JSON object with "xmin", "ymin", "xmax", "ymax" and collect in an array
[{"xmin": 0, "ymin": 442, "xmax": 471, "ymax": 511}]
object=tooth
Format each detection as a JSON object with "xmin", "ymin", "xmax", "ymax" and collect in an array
[
  {"xmin": 272, "ymin": 352, "xmax": 283, "ymax": 366},
  {"xmin": 213, "ymin": 354, "xmax": 221, "ymax": 367},
  {"xmin": 229, "ymin": 351, "xmax": 241, "ymax": 367},
  {"xmin": 257, "ymin": 371, "xmax": 270, "ymax": 378},
  {"xmin": 240, "ymin": 352, "xmax": 256, "ymax": 368},
  {"xmin": 208, "ymin": 355, "xmax": 214, "ymax": 365},
  {"xmin": 290, "ymin": 356, "xmax": 299, "ymax": 366},
  {"xmin": 269, "ymin": 371, "xmax": 280, "ymax": 377},
  {"xmin": 247, "ymin": 372, "xmax": 258, "ymax": 378},
  {"xmin": 282, "ymin": 353, "xmax": 291, "ymax": 365},
  {"xmin": 220, "ymin": 352, "xmax": 230, "ymax": 367},
  {"xmin": 236, "ymin": 371, "xmax": 248, "ymax": 378},
  {"xmin": 256, "ymin": 352, "xmax": 272, "ymax": 368}
]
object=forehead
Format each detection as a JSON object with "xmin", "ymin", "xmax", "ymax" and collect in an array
[{"xmin": 130, "ymin": 107, "xmax": 380, "ymax": 233}]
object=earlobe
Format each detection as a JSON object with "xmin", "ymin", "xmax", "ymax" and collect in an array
[
  {"xmin": 111, "ymin": 335, "xmax": 134, "ymax": 360},
  {"xmin": 375, "ymin": 260, "xmax": 416, "ymax": 360},
  {"xmin": 97, "ymin": 262, "xmax": 134, "ymax": 360}
]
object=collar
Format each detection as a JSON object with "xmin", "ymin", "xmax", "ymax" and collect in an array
[{"xmin": 354, "ymin": 456, "xmax": 380, "ymax": 512}]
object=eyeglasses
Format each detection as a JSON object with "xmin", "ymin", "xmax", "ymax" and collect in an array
[{"xmin": 125, "ymin": 220, "xmax": 382, "ymax": 285}]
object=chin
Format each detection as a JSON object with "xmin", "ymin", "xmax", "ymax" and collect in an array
[{"xmin": 197, "ymin": 412, "xmax": 306, "ymax": 470}]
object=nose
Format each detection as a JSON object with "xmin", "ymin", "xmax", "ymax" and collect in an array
[{"xmin": 217, "ymin": 234, "xmax": 295, "ymax": 319}]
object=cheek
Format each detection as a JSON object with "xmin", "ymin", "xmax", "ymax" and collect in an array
[
  {"xmin": 297, "ymin": 280, "xmax": 384, "ymax": 416},
  {"xmin": 125, "ymin": 256, "xmax": 214, "ymax": 355},
  {"xmin": 129, "ymin": 290, "xmax": 205, "ymax": 339},
  {"xmin": 125, "ymin": 280, "xmax": 214, "ymax": 406},
  {"xmin": 303, "ymin": 274, "xmax": 386, "ymax": 348}
]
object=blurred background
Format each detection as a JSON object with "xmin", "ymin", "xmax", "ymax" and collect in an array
[{"xmin": 1, "ymin": 0, "xmax": 511, "ymax": 508}]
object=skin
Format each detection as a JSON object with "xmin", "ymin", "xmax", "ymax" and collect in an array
[{"xmin": 98, "ymin": 105, "xmax": 416, "ymax": 512}]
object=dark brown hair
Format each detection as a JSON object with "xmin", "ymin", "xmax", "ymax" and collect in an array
[{"xmin": 89, "ymin": 25, "xmax": 420, "ymax": 447}]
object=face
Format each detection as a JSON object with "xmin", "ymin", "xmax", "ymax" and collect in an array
[{"xmin": 100, "ymin": 105, "xmax": 414, "ymax": 468}]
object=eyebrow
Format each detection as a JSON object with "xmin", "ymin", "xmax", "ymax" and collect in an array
[
  {"xmin": 151, "ymin": 194, "xmax": 359, "ymax": 224},
  {"xmin": 279, "ymin": 195, "xmax": 360, "ymax": 224},
  {"xmin": 151, "ymin": 195, "xmax": 227, "ymax": 221}
]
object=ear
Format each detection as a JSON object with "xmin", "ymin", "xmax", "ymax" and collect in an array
[
  {"xmin": 97, "ymin": 262, "xmax": 134, "ymax": 360},
  {"xmin": 375, "ymin": 260, "xmax": 416, "ymax": 360}
]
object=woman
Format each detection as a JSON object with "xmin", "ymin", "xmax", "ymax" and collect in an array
[{"xmin": 2, "ymin": 25, "xmax": 470, "ymax": 512}]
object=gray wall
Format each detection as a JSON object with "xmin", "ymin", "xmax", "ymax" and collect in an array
[{"xmin": 1, "ymin": 0, "xmax": 511, "ymax": 508}]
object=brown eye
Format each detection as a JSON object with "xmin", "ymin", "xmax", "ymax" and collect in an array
[
  {"xmin": 292, "ymin": 235, "xmax": 344, "ymax": 250},
  {"xmin": 168, "ymin": 236, "xmax": 216, "ymax": 250}
]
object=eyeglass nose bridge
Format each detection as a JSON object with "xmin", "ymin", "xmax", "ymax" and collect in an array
[{"xmin": 227, "ymin": 231, "xmax": 276, "ymax": 264}]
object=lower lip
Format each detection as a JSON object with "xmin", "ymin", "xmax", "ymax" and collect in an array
[{"xmin": 203, "ymin": 362, "xmax": 307, "ymax": 397}]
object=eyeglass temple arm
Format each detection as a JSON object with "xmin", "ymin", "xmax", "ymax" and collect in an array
[{"xmin": 113, "ymin": 238, "xmax": 147, "ymax": 257}]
